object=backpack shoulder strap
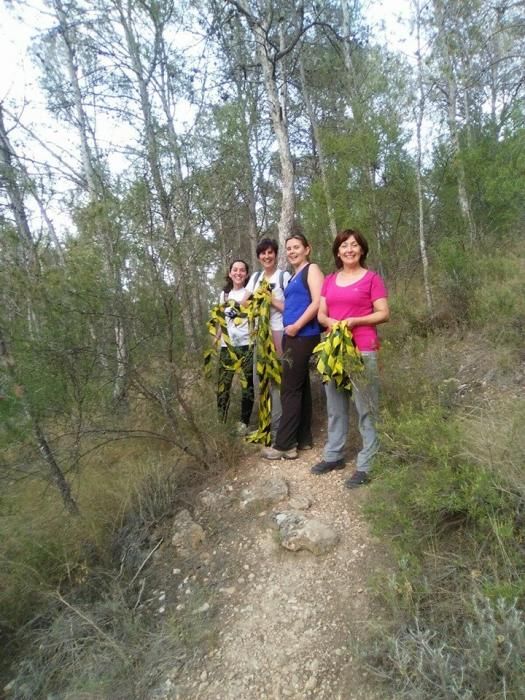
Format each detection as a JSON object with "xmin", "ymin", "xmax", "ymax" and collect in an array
[
  {"xmin": 300, "ymin": 263, "xmax": 311, "ymax": 298},
  {"xmin": 249, "ymin": 271, "xmax": 262, "ymax": 289}
]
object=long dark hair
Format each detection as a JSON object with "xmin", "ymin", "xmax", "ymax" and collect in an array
[
  {"xmin": 332, "ymin": 229, "xmax": 369, "ymax": 269},
  {"xmin": 222, "ymin": 259, "xmax": 250, "ymax": 294}
]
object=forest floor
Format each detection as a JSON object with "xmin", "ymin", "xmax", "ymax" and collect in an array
[{"xmin": 147, "ymin": 418, "xmax": 392, "ymax": 700}]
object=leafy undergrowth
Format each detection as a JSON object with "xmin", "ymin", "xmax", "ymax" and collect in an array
[
  {"xmin": 0, "ymin": 373, "xmax": 248, "ymax": 698},
  {"xmin": 363, "ymin": 296, "xmax": 525, "ymax": 699}
]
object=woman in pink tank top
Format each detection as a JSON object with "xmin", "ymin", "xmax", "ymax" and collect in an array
[{"xmin": 312, "ymin": 229, "xmax": 390, "ymax": 488}]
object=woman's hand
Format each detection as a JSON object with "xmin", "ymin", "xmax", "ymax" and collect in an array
[
  {"xmin": 345, "ymin": 317, "xmax": 358, "ymax": 329},
  {"xmin": 318, "ymin": 297, "xmax": 338, "ymax": 332},
  {"xmin": 284, "ymin": 322, "xmax": 299, "ymax": 337},
  {"xmin": 323, "ymin": 317, "xmax": 340, "ymax": 332}
]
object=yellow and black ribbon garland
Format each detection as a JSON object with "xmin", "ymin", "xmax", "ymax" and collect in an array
[
  {"xmin": 313, "ymin": 321, "xmax": 364, "ymax": 391},
  {"xmin": 203, "ymin": 281, "xmax": 281, "ymax": 443},
  {"xmin": 204, "ymin": 299, "xmax": 250, "ymax": 391},
  {"xmin": 244, "ymin": 279, "xmax": 281, "ymax": 445}
]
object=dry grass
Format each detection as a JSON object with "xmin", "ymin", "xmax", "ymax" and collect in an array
[{"xmin": 0, "ymin": 367, "xmax": 250, "ymax": 695}]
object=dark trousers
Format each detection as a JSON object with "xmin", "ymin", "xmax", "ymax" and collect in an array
[
  {"xmin": 274, "ymin": 334, "xmax": 320, "ymax": 450},
  {"xmin": 217, "ymin": 345, "xmax": 254, "ymax": 426}
]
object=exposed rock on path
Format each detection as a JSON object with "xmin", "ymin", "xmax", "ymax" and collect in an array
[{"xmin": 155, "ymin": 441, "xmax": 388, "ymax": 699}]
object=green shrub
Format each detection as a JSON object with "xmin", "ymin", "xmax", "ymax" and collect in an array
[
  {"xmin": 364, "ymin": 290, "xmax": 525, "ymax": 694},
  {"xmin": 369, "ymin": 596, "xmax": 525, "ymax": 700},
  {"xmin": 470, "ymin": 252, "xmax": 525, "ymax": 343}
]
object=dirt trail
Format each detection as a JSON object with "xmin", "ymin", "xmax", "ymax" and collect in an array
[{"xmin": 156, "ymin": 432, "xmax": 389, "ymax": 700}]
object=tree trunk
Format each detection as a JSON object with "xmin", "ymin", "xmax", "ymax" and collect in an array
[
  {"xmin": 116, "ymin": 0, "xmax": 195, "ymax": 347},
  {"xmin": 227, "ymin": 1, "xmax": 302, "ymax": 266},
  {"xmin": 53, "ymin": 0, "xmax": 130, "ymax": 395},
  {"xmin": 433, "ymin": 0, "xmax": 477, "ymax": 244},
  {"xmin": 1, "ymin": 332, "xmax": 79, "ymax": 516},
  {"xmin": 414, "ymin": 1, "xmax": 433, "ymax": 316},
  {"xmin": 299, "ymin": 56, "xmax": 337, "ymax": 239},
  {"xmin": 341, "ymin": 1, "xmax": 382, "ymax": 263},
  {"xmin": 0, "ymin": 107, "xmax": 39, "ymax": 273},
  {"xmin": 255, "ymin": 22, "xmax": 296, "ymax": 264}
]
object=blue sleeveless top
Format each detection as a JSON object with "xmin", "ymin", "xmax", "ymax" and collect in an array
[{"xmin": 283, "ymin": 265, "xmax": 322, "ymax": 337}]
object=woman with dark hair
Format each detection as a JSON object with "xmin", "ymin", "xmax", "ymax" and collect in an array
[
  {"xmin": 245, "ymin": 238, "xmax": 291, "ymax": 355},
  {"xmin": 312, "ymin": 229, "xmax": 389, "ymax": 488},
  {"xmin": 216, "ymin": 259, "xmax": 254, "ymax": 434},
  {"xmin": 262, "ymin": 233, "xmax": 324, "ymax": 460},
  {"xmin": 244, "ymin": 238, "xmax": 291, "ymax": 439}
]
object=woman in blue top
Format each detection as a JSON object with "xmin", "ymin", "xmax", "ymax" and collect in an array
[{"xmin": 262, "ymin": 233, "xmax": 324, "ymax": 460}]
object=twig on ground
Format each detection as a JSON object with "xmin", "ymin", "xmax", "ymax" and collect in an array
[
  {"xmin": 55, "ymin": 591, "xmax": 130, "ymax": 665},
  {"xmin": 129, "ymin": 538, "xmax": 164, "ymax": 586}
]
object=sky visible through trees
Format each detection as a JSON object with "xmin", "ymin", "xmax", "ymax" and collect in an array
[
  {"xmin": 0, "ymin": 0, "xmax": 524, "ymax": 512},
  {"xmin": 1, "ymin": 1, "xmax": 416, "ymax": 216}
]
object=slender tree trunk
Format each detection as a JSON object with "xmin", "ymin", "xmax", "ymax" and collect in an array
[
  {"xmin": 0, "ymin": 334, "xmax": 79, "ymax": 515},
  {"xmin": 341, "ymin": 1, "xmax": 382, "ymax": 264},
  {"xmin": 414, "ymin": 1, "xmax": 433, "ymax": 316},
  {"xmin": 0, "ymin": 129, "xmax": 80, "ymax": 515},
  {"xmin": 490, "ymin": 4, "xmax": 505, "ymax": 138},
  {"xmin": 32, "ymin": 415, "xmax": 80, "ymax": 516},
  {"xmin": 255, "ymin": 25, "xmax": 296, "ymax": 264},
  {"xmin": 299, "ymin": 57, "xmax": 337, "ymax": 239},
  {"xmin": 446, "ymin": 74, "xmax": 477, "ymax": 244},
  {"xmin": 0, "ymin": 107, "xmax": 39, "ymax": 273},
  {"xmin": 239, "ymin": 95, "xmax": 259, "ymax": 267},
  {"xmin": 53, "ymin": 0, "xmax": 130, "ymax": 396},
  {"xmin": 116, "ymin": 0, "xmax": 195, "ymax": 347},
  {"xmin": 228, "ymin": 1, "xmax": 301, "ymax": 265},
  {"xmin": 433, "ymin": 0, "xmax": 477, "ymax": 244},
  {"xmin": 53, "ymin": 0, "xmax": 98, "ymax": 194},
  {"xmin": 217, "ymin": 13, "xmax": 261, "ymax": 266},
  {"xmin": 155, "ymin": 30, "xmax": 204, "ymax": 350}
]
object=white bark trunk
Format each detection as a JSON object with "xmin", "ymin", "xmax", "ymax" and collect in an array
[
  {"xmin": 53, "ymin": 0, "xmax": 130, "ymax": 390},
  {"xmin": 228, "ymin": 1, "xmax": 299, "ymax": 266},
  {"xmin": 415, "ymin": 1, "xmax": 433, "ymax": 316},
  {"xmin": 341, "ymin": 1, "xmax": 382, "ymax": 262},
  {"xmin": 53, "ymin": 0, "xmax": 98, "ymax": 196},
  {"xmin": 253, "ymin": 21, "xmax": 295, "ymax": 264},
  {"xmin": 299, "ymin": 57, "xmax": 337, "ymax": 239},
  {"xmin": 433, "ymin": 0, "xmax": 477, "ymax": 244},
  {"xmin": 117, "ymin": 0, "xmax": 195, "ymax": 346}
]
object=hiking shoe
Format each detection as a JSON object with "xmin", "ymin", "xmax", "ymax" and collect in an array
[
  {"xmin": 261, "ymin": 446, "xmax": 298, "ymax": 460},
  {"xmin": 310, "ymin": 459, "xmax": 345, "ymax": 474},
  {"xmin": 345, "ymin": 470, "xmax": 369, "ymax": 489},
  {"xmin": 297, "ymin": 442, "xmax": 313, "ymax": 451}
]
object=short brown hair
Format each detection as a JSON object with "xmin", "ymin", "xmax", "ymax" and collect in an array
[
  {"xmin": 332, "ymin": 229, "xmax": 369, "ymax": 269},
  {"xmin": 256, "ymin": 238, "xmax": 278, "ymax": 256}
]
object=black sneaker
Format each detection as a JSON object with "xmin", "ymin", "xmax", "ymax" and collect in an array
[
  {"xmin": 310, "ymin": 459, "xmax": 345, "ymax": 475},
  {"xmin": 345, "ymin": 470, "xmax": 369, "ymax": 489}
]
